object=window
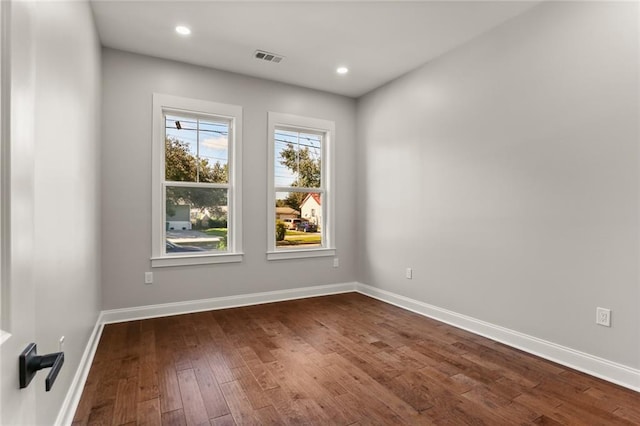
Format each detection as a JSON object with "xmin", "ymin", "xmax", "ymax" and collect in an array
[
  {"xmin": 152, "ymin": 94, "xmax": 242, "ymax": 267},
  {"xmin": 268, "ymin": 112, "xmax": 335, "ymax": 260}
]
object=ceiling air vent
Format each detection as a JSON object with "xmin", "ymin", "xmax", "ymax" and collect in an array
[{"xmin": 254, "ymin": 50, "xmax": 284, "ymax": 64}]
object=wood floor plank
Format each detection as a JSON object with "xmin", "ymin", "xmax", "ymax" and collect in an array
[
  {"xmin": 176, "ymin": 368, "xmax": 210, "ymax": 426},
  {"xmin": 613, "ymin": 406, "xmax": 640, "ymax": 424},
  {"xmin": 323, "ymin": 359, "xmax": 422, "ymax": 424},
  {"xmin": 263, "ymin": 352, "xmax": 354, "ymax": 424},
  {"xmin": 584, "ymin": 384, "xmax": 640, "ymax": 410},
  {"xmin": 86, "ymin": 403, "xmax": 115, "ymax": 426},
  {"xmin": 138, "ymin": 353, "xmax": 160, "ymax": 402},
  {"xmin": 112, "ymin": 376, "xmax": 138, "ymax": 425},
  {"xmin": 532, "ymin": 414, "xmax": 564, "ymax": 425},
  {"xmin": 231, "ymin": 365, "xmax": 273, "ymax": 410},
  {"xmin": 189, "ymin": 346, "xmax": 231, "ymax": 419},
  {"xmin": 86, "ymin": 358, "xmax": 121, "ymax": 422},
  {"xmin": 158, "ymin": 364, "xmax": 183, "ymax": 414},
  {"xmin": 138, "ymin": 327, "xmax": 160, "ymax": 402},
  {"xmin": 72, "ymin": 381, "xmax": 97, "ymax": 425},
  {"xmin": 219, "ymin": 380, "xmax": 264, "ymax": 425},
  {"xmin": 426, "ymin": 397, "xmax": 508, "ymax": 425},
  {"xmin": 253, "ymin": 405, "xmax": 284, "ymax": 425},
  {"xmin": 263, "ymin": 384, "xmax": 307, "ymax": 424},
  {"xmin": 137, "ymin": 398, "xmax": 161, "ymax": 425},
  {"xmin": 333, "ymin": 391, "xmax": 406, "ymax": 425},
  {"xmin": 512, "ymin": 391, "xmax": 563, "ymax": 419},
  {"xmin": 205, "ymin": 348, "xmax": 236, "ymax": 385},
  {"xmin": 209, "ymin": 414, "xmax": 236, "ymax": 426},
  {"xmin": 237, "ymin": 345, "xmax": 280, "ymax": 391},
  {"xmin": 73, "ymin": 293, "xmax": 640, "ymax": 425},
  {"xmin": 161, "ymin": 409, "xmax": 187, "ymax": 426}
]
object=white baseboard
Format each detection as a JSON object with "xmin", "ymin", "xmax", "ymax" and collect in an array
[
  {"xmin": 54, "ymin": 315, "xmax": 105, "ymax": 426},
  {"xmin": 100, "ymin": 282, "xmax": 358, "ymax": 324},
  {"xmin": 355, "ymin": 282, "xmax": 640, "ymax": 393}
]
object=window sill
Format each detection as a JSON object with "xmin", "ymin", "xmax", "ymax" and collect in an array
[
  {"xmin": 267, "ymin": 248, "xmax": 335, "ymax": 261},
  {"xmin": 151, "ymin": 252, "xmax": 243, "ymax": 268}
]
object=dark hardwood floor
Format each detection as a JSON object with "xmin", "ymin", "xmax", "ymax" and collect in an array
[{"xmin": 72, "ymin": 293, "xmax": 640, "ymax": 425}]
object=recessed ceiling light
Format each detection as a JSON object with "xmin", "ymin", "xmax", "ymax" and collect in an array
[
  {"xmin": 175, "ymin": 26, "xmax": 191, "ymax": 36},
  {"xmin": 336, "ymin": 67, "xmax": 349, "ymax": 75}
]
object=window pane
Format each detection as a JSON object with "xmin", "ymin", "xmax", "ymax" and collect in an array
[
  {"xmin": 166, "ymin": 186, "xmax": 228, "ymax": 253},
  {"xmin": 274, "ymin": 129, "xmax": 321, "ymax": 188},
  {"xmin": 198, "ymin": 119, "xmax": 229, "ymax": 183},
  {"xmin": 165, "ymin": 114, "xmax": 229, "ymax": 183},
  {"xmin": 275, "ymin": 191, "xmax": 322, "ymax": 249}
]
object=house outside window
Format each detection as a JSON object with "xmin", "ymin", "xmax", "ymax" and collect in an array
[
  {"xmin": 301, "ymin": 195, "xmax": 320, "ymax": 224},
  {"xmin": 267, "ymin": 112, "xmax": 335, "ymax": 260},
  {"xmin": 151, "ymin": 94, "xmax": 243, "ymax": 267}
]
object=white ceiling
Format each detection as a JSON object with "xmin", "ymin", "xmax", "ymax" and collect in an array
[{"xmin": 90, "ymin": 1, "xmax": 539, "ymax": 98}]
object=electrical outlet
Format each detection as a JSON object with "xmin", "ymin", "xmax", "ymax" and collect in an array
[
  {"xmin": 596, "ymin": 307, "xmax": 611, "ymax": 327},
  {"xmin": 333, "ymin": 258, "xmax": 339, "ymax": 268},
  {"xmin": 144, "ymin": 272, "xmax": 153, "ymax": 284},
  {"xmin": 59, "ymin": 336, "xmax": 65, "ymax": 352},
  {"xmin": 406, "ymin": 267, "xmax": 412, "ymax": 279}
]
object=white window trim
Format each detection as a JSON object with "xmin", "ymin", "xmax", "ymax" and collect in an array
[
  {"xmin": 151, "ymin": 93, "xmax": 243, "ymax": 267},
  {"xmin": 267, "ymin": 112, "xmax": 335, "ymax": 261}
]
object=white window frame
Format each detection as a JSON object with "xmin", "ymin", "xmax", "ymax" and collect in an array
[
  {"xmin": 151, "ymin": 93, "xmax": 243, "ymax": 267},
  {"xmin": 267, "ymin": 112, "xmax": 335, "ymax": 260}
]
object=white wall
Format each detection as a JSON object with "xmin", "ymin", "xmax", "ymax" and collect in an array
[
  {"xmin": 101, "ymin": 49, "xmax": 357, "ymax": 310},
  {"xmin": 357, "ymin": 1, "xmax": 639, "ymax": 368}
]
